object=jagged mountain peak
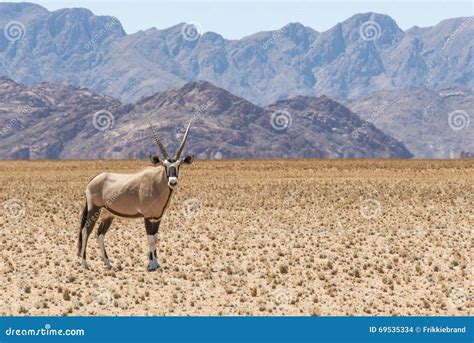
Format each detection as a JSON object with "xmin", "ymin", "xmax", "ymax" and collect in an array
[{"xmin": 0, "ymin": 3, "xmax": 470, "ymax": 109}]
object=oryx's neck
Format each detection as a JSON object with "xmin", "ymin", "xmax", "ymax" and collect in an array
[{"xmin": 144, "ymin": 166, "xmax": 174, "ymax": 219}]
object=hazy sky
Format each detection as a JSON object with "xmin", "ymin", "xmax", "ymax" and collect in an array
[{"xmin": 8, "ymin": 0, "xmax": 474, "ymax": 39}]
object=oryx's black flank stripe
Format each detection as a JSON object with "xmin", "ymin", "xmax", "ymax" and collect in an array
[{"xmin": 104, "ymin": 206, "xmax": 143, "ymax": 218}]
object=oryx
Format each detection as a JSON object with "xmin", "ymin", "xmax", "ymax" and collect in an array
[{"xmin": 78, "ymin": 120, "xmax": 194, "ymax": 271}]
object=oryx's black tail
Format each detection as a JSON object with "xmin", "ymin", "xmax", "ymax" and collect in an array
[{"xmin": 78, "ymin": 200, "xmax": 88, "ymax": 257}]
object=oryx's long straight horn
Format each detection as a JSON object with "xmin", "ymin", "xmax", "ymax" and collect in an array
[
  {"xmin": 174, "ymin": 119, "xmax": 193, "ymax": 160},
  {"xmin": 148, "ymin": 120, "xmax": 169, "ymax": 160}
]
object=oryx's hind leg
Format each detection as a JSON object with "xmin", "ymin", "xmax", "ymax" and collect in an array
[
  {"xmin": 144, "ymin": 218, "xmax": 161, "ymax": 271},
  {"xmin": 81, "ymin": 203, "xmax": 101, "ymax": 270},
  {"xmin": 97, "ymin": 214, "xmax": 114, "ymax": 269}
]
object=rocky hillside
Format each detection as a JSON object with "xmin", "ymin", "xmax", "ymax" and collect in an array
[
  {"xmin": 0, "ymin": 3, "xmax": 472, "ymax": 105},
  {"xmin": 0, "ymin": 78, "xmax": 412, "ymax": 159},
  {"xmin": 264, "ymin": 96, "xmax": 411, "ymax": 158},
  {"xmin": 346, "ymin": 88, "xmax": 473, "ymax": 158},
  {"xmin": 0, "ymin": 77, "xmax": 130, "ymax": 159}
]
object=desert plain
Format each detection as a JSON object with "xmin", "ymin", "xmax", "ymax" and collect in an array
[{"xmin": 0, "ymin": 159, "xmax": 472, "ymax": 316}]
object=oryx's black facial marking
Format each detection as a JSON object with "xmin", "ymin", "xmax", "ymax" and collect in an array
[
  {"xmin": 163, "ymin": 160, "xmax": 181, "ymax": 189},
  {"xmin": 159, "ymin": 155, "xmax": 194, "ymax": 190}
]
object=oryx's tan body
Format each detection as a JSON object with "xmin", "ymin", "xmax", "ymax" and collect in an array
[
  {"xmin": 87, "ymin": 166, "xmax": 172, "ymax": 219},
  {"xmin": 78, "ymin": 119, "xmax": 194, "ymax": 271}
]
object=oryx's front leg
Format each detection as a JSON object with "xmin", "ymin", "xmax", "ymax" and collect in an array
[{"xmin": 144, "ymin": 218, "xmax": 161, "ymax": 271}]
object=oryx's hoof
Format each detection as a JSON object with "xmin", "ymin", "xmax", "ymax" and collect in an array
[
  {"xmin": 104, "ymin": 259, "xmax": 112, "ymax": 269},
  {"xmin": 147, "ymin": 265, "xmax": 160, "ymax": 272},
  {"xmin": 147, "ymin": 260, "xmax": 160, "ymax": 272},
  {"xmin": 82, "ymin": 259, "xmax": 90, "ymax": 270}
]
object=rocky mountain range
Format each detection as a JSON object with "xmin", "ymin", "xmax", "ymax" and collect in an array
[
  {"xmin": 0, "ymin": 77, "xmax": 412, "ymax": 159},
  {"xmin": 345, "ymin": 87, "xmax": 473, "ymax": 158},
  {"xmin": 0, "ymin": 3, "xmax": 472, "ymax": 105}
]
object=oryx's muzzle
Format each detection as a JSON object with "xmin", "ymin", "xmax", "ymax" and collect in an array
[
  {"xmin": 168, "ymin": 177, "xmax": 178, "ymax": 189},
  {"xmin": 166, "ymin": 164, "xmax": 179, "ymax": 189}
]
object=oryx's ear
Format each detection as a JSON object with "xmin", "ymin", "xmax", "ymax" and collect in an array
[
  {"xmin": 150, "ymin": 155, "xmax": 161, "ymax": 165},
  {"xmin": 182, "ymin": 155, "xmax": 194, "ymax": 165}
]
